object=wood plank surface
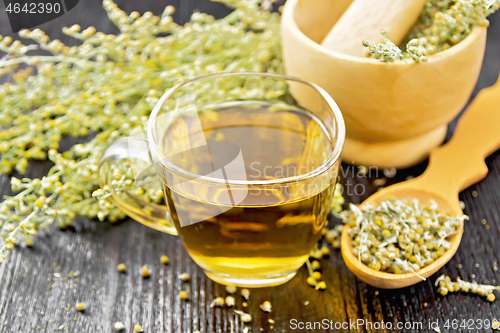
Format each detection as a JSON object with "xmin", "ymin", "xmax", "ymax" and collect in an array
[{"xmin": 0, "ymin": 1, "xmax": 499, "ymax": 332}]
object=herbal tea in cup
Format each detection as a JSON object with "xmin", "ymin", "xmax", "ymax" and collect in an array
[{"xmin": 99, "ymin": 73, "xmax": 345, "ymax": 287}]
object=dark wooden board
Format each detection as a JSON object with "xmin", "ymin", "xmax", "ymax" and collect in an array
[{"xmin": 0, "ymin": 1, "xmax": 500, "ymax": 332}]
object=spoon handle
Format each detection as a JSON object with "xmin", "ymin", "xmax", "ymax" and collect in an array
[{"xmin": 420, "ymin": 73, "xmax": 500, "ymax": 198}]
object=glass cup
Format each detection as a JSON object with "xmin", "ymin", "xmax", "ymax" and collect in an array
[{"xmin": 99, "ymin": 73, "xmax": 345, "ymax": 287}]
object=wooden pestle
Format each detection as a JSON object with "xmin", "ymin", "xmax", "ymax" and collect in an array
[{"xmin": 321, "ymin": 0, "xmax": 428, "ymax": 57}]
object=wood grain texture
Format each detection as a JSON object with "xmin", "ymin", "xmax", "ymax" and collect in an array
[{"xmin": 0, "ymin": 1, "xmax": 499, "ymax": 332}]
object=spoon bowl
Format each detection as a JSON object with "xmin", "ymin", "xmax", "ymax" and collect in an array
[
  {"xmin": 341, "ymin": 184, "xmax": 463, "ymax": 289},
  {"xmin": 340, "ymin": 74, "xmax": 500, "ymax": 289}
]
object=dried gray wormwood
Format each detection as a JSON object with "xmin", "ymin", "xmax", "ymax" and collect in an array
[{"xmin": 364, "ymin": 0, "xmax": 500, "ymax": 62}]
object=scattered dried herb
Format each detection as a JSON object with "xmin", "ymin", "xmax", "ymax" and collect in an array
[
  {"xmin": 241, "ymin": 288, "xmax": 250, "ymax": 301},
  {"xmin": 114, "ymin": 322, "xmax": 125, "ymax": 332},
  {"xmin": 117, "ymin": 263, "xmax": 126, "ymax": 273},
  {"xmin": 160, "ymin": 255, "xmax": 169, "ymax": 265},
  {"xmin": 0, "ymin": 0, "xmax": 283, "ymax": 262},
  {"xmin": 259, "ymin": 301, "xmax": 272, "ymax": 313},
  {"xmin": 140, "ymin": 265, "xmax": 150, "ymax": 278},
  {"xmin": 341, "ymin": 198, "xmax": 467, "ymax": 277},
  {"xmin": 225, "ymin": 285, "xmax": 237, "ymax": 294},
  {"xmin": 210, "ymin": 297, "xmax": 225, "ymax": 308},
  {"xmin": 179, "ymin": 290, "xmax": 188, "ymax": 300},
  {"xmin": 235, "ymin": 310, "xmax": 252, "ymax": 323},
  {"xmin": 325, "ymin": 224, "xmax": 343, "ymax": 249},
  {"xmin": 225, "ymin": 296, "xmax": 235, "ymax": 307}
]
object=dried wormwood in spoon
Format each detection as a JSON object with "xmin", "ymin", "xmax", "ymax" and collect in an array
[{"xmin": 341, "ymin": 198, "xmax": 468, "ymax": 277}]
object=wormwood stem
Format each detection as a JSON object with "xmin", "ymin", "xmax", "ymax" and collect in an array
[{"xmin": 0, "ymin": 0, "xmax": 287, "ymax": 263}]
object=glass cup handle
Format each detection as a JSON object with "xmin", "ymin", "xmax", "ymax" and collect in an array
[{"xmin": 98, "ymin": 137, "xmax": 178, "ymax": 235}]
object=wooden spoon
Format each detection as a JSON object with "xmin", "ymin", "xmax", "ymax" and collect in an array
[
  {"xmin": 321, "ymin": 0, "xmax": 427, "ymax": 57},
  {"xmin": 341, "ymin": 73, "xmax": 500, "ymax": 289}
]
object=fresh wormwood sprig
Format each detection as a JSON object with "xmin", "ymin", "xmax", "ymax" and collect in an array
[
  {"xmin": 0, "ymin": 0, "xmax": 285, "ymax": 263},
  {"xmin": 364, "ymin": 0, "xmax": 500, "ymax": 62}
]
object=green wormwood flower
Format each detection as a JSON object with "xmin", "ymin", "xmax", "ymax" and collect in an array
[
  {"xmin": 363, "ymin": 30, "xmax": 428, "ymax": 62},
  {"xmin": 0, "ymin": 0, "xmax": 346, "ymax": 263},
  {"xmin": 0, "ymin": 0, "xmax": 284, "ymax": 263},
  {"xmin": 364, "ymin": 0, "xmax": 500, "ymax": 62},
  {"xmin": 341, "ymin": 198, "xmax": 467, "ymax": 278}
]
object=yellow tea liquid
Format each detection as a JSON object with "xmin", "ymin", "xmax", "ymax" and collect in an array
[{"xmin": 159, "ymin": 103, "xmax": 337, "ymax": 286}]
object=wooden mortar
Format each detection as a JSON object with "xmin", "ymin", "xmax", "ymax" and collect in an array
[{"xmin": 281, "ymin": 0, "xmax": 487, "ymax": 168}]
